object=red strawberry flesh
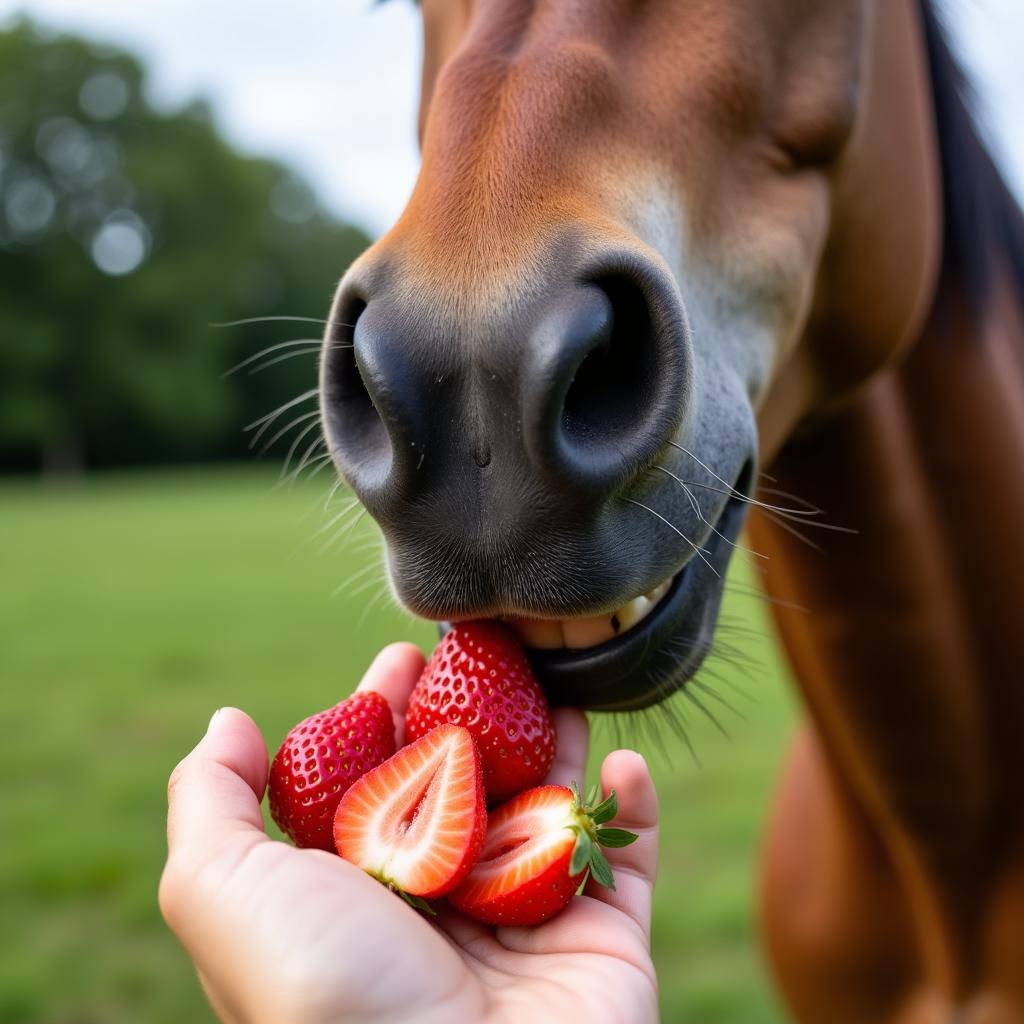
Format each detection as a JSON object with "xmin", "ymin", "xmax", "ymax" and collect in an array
[
  {"xmin": 406, "ymin": 621, "xmax": 556, "ymax": 803},
  {"xmin": 449, "ymin": 783, "xmax": 638, "ymax": 926},
  {"xmin": 268, "ymin": 690, "xmax": 395, "ymax": 851},
  {"xmin": 333, "ymin": 724, "xmax": 487, "ymax": 899},
  {"xmin": 449, "ymin": 785, "xmax": 581, "ymax": 925}
]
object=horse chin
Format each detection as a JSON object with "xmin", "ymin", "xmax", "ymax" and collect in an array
[{"xmin": 520, "ymin": 488, "xmax": 748, "ymax": 712}]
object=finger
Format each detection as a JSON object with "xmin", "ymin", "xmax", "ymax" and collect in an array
[
  {"xmin": 165, "ymin": 707, "xmax": 269, "ymax": 862},
  {"xmin": 584, "ymin": 750, "xmax": 658, "ymax": 935},
  {"xmin": 544, "ymin": 707, "xmax": 589, "ymax": 790},
  {"xmin": 356, "ymin": 642, "xmax": 426, "ymax": 743}
]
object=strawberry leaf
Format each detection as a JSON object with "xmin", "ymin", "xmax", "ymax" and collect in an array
[
  {"xmin": 570, "ymin": 830, "xmax": 593, "ymax": 876},
  {"xmin": 596, "ymin": 827, "xmax": 639, "ymax": 848},
  {"xmin": 589, "ymin": 790, "xmax": 618, "ymax": 825},
  {"xmin": 396, "ymin": 890, "xmax": 436, "ymax": 916},
  {"xmin": 588, "ymin": 844, "xmax": 616, "ymax": 890}
]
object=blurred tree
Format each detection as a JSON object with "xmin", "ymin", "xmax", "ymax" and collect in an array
[{"xmin": 0, "ymin": 18, "xmax": 371, "ymax": 472}]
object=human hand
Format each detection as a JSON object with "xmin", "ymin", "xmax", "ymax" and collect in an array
[{"xmin": 159, "ymin": 643, "xmax": 660, "ymax": 1024}]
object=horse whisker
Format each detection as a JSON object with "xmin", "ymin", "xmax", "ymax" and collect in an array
[
  {"xmin": 623, "ymin": 497, "xmax": 719, "ymax": 577},
  {"xmin": 280, "ymin": 436, "xmax": 328, "ymax": 486},
  {"xmin": 692, "ymin": 677, "xmax": 749, "ymax": 721},
  {"xmin": 665, "ymin": 440, "xmax": 844, "ymax": 522},
  {"xmin": 356, "ymin": 580, "xmax": 399, "ymax": 631},
  {"xmin": 296, "ymin": 500, "xmax": 359, "ymax": 553},
  {"xmin": 320, "ymin": 507, "xmax": 368, "ymax": 556},
  {"xmin": 311, "ymin": 499, "xmax": 360, "ymax": 540},
  {"xmin": 723, "ymin": 580, "xmax": 808, "ymax": 613},
  {"xmin": 253, "ymin": 408, "xmax": 320, "ymax": 456},
  {"xmin": 654, "ymin": 466, "xmax": 768, "ymax": 560},
  {"xmin": 246, "ymin": 347, "xmax": 323, "ymax": 376},
  {"xmin": 322, "ymin": 476, "xmax": 347, "ymax": 512},
  {"xmin": 245, "ymin": 388, "xmax": 318, "ymax": 438},
  {"xmin": 756, "ymin": 486, "xmax": 823, "ymax": 513},
  {"xmin": 345, "ymin": 567, "xmax": 391, "ymax": 603},
  {"xmin": 223, "ymin": 338, "xmax": 320, "ymax": 376},
  {"xmin": 329, "ymin": 556, "xmax": 382, "ymax": 599},
  {"xmin": 211, "ymin": 315, "xmax": 355, "ymax": 328},
  {"xmin": 760, "ymin": 509, "xmax": 825, "ymax": 552},
  {"xmin": 273, "ymin": 415, "xmax": 323, "ymax": 469},
  {"xmin": 683, "ymin": 685, "xmax": 731, "ymax": 739},
  {"xmin": 281, "ymin": 451, "xmax": 332, "ymax": 490},
  {"xmin": 672, "ymin": 476, "xmax": 823, "ymax": 518},
  {"xmin": 300, "ymin": 455, "xmax": 335, "ymax": 486}
]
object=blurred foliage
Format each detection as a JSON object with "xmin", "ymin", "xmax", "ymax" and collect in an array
[{"xmin": 0, "ymin": 18, "xmax": 371, "ymax": 472}]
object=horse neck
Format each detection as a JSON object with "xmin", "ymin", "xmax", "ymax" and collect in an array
[{"xmin": 747, "ymin": 254, "xmax": 1024, "ymax": 975}]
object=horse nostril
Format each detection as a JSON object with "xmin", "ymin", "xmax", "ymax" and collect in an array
[
  {"xmin": 322, "ymin": 297, "xmax": 393, "ymax": 496},
  {"xmin": 527, "ymin": 269, "xmax": 686, "ymax": 495},
  {"xmin": 562, "ymin": 275, "xmax": 659, "ymax": 445},
  {"xmin": 323, "ymin": 249, "xmax": 689, "ymax": 536}
]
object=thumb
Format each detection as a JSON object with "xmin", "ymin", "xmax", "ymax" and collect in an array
[
  {"xmin": 161, "ymin": 708, "xmax": 269, "ymax": 927},
  {"xmin": 585, "ymin": 749, "xmax": 659, "ymax": 935}
]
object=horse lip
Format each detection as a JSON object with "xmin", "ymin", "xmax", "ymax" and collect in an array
[
  {"xmin": 523, "ymin": 488, "xmax": 748, "ymax": 710},
  {"xmin": 434, "ymin": 485, "xmax": 749, "ymax": 712},
  {"xmin": 525, "ymin": 562, "xmax": 690, "ymax": 672}
]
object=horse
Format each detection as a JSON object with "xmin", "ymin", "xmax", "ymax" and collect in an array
[{"xmin": 319, "ymin": 1, "xmax": 1024, "ymax": 1019}]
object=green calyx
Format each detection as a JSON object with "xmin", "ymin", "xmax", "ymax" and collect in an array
[
  {"xmin": 370, "ymin": 871, "xmax": 437, "ymax": 916},
  {"xmin": 566, "ymin": 782, "xmax": 639, "ymax": 891},
  {"xmin": 397, "ymin": 890, "xmax": 436, "ymax": 915}
]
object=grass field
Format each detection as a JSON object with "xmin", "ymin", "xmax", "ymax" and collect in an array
[{"xmin": 0, "ymin": 467, "xmax": 796, "ymax": 1023}]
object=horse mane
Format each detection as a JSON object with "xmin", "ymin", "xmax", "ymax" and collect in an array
[{"xmin": 919, "ymin": 0, "xmax": 1024, "ymax": 314}]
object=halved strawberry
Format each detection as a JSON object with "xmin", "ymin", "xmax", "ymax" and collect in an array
[
  {"xmin": 333, "ymin": 724, "xmax": 487, "ymax": 903},
  {"xmin": 449, "ymin": 782, "xmax": 638, "ymax": 926},
  {"xmin": 406, "ymin": 621, "xmax": 556, "ymax": 803},
  {"xmin": 268, "ymin": 690, "xmax": 396, "ymax": 851}
]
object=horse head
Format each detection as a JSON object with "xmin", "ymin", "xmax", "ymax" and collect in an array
[{"xmin": 321, "ymin": 0, "xmax": 939, "ymax": 711}]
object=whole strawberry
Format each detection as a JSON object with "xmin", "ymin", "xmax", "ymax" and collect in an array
[
  {"xmin": 269, "ymin": 690, "xmax": 395, "ymax": 850},
  {"xmin": 405, "ymin": 621, "xmax": 556, "ymax": 803}
]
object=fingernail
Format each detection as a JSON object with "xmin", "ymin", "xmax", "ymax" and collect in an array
[{"xmin": 206, "ymin": 708, "xmax": 224, "ymax": 734}]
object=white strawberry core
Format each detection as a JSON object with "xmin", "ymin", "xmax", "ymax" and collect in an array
[
  {"xmin": 357, "ymin": 731, "xmax": 475, "ymax": 891},
  {"xmin": 470, "ymin": 799, "xmax": 577, "ymax": 889}
]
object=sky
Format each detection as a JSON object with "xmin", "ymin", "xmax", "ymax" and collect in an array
[{"xmin": 1, "ymin": 0, "xmax": 1021, "ymax": 237}]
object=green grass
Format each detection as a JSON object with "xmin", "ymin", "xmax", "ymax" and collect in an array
[{"xmin": 0, "ymin": 467, "xmax": 795, "ymax": 1023}]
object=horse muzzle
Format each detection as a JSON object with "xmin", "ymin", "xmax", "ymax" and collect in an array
[{"xmin": 320, "ymin": 231, "xmax": 754, "ymax": 710}]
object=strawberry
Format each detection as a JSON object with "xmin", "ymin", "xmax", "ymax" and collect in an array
[
  {"xmin": 333, "ymin": 724, "xmax": 487, "ymax": 904},
  {"xmin": 448, "ymin": 782, "xmax": 638, "ymax": 926},
  {"xmin": 406, "ymin": 621, "xmax": 556, "ymax": 803},
  {"xmin": 268, "ymin": 690, "xmax": 395, "ymax": 851}
]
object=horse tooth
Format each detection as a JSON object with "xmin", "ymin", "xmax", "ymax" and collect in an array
[
  {"xmin": 506, "ymin": 574, "xmax": 674, "ymax": 651},
  {"xmin": 507, "ymin": 617, "xmax": 564, "ymax": 649},
  {"xmin": 562, "ymin": 614, "xmax": 617, "ymax": 649},
  {"xmin": 614, "ymin": 596, "xmax": 654, "ymax": 632}
]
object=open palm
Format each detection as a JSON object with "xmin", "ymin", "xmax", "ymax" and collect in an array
[{"xmin": 159, "ymin": 644, "xmax": 660, "ymax": 1024}]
